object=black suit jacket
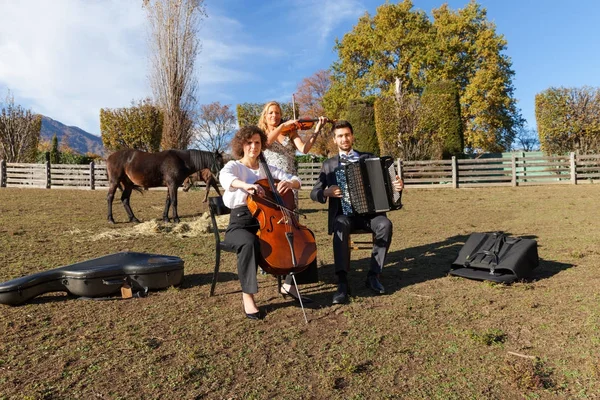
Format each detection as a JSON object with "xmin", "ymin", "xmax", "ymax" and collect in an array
[{"xmin": 310, "ymin": 151, "xmax": 372, "ymax": 235}]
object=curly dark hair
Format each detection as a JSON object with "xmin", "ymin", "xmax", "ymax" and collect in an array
[{"xmin": 230, "ymin": 125, "xmax": 267, "ymax": 159}]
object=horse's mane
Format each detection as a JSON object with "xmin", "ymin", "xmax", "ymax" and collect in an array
[{"xmin": 175, "ymin": 149, "xmax": 217, "ymax": 172}]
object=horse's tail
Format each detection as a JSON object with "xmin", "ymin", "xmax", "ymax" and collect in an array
[{"xmin": 116, "ymin": 181, "xmax": 144, "ymax": 194}]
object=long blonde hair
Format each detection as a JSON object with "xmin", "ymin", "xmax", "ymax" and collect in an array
[{"xmin": 258, "ymin": 101, "xmax": 282, "ymax": 133}]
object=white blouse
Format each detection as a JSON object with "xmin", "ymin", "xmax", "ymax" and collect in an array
[{"xmin": 219, "ymin": 160, "xmax": 301, "ymax": 209}]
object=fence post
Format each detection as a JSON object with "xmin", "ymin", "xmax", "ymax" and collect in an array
[
  {"xmin": 0, "ymin": 159, "xmax": 5, "ymax": 188},
  {"xmin": 451, "ymin": 156, "xmax": 458, "ymax": 188},
  {"xmin": 569, "ymin": 152, "xmax": 577, "ymax": 185},
  {"xmin": 90, "ymin": 161, "xmax": 95, "ymax": 190},
  {"xmin": 45, "ymin": 153, "xmax": 51, "ymax": 189},
  {"xmin": 511, "ymin": 154, "xmax": 517, "ymax": 187}
]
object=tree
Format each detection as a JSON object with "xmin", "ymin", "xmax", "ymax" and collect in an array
[
  {"xmin": 100, "ymin": 98, "xmax": 163, "ymax": 152},
  {"xmin": 50, "ymin": 134, "xmax": 60, "ymax": 164},
  {"xmin": 294, "ymin": 70, "xmax": 334, "ymax": 156},
  {"xmin": 0, "ymin": 90, "xmax": 41, "ymax": 162},
  {"xmin": 326, "ymin": 0, "xmax": 522, "ymax": 153},
  {"xmin": 417, "ymin": 80, "xmax": 463, "ymax": 158},
  {"xmin": 536, "ymin": 86, "xmax": 600, "ymax": 154},
  {"xmin": 144, "ymin": 0, "xmax": 206, "ymax": 150},
  {"xmin": 192, "ymin": 102, "xmax": 235, "ymax": 153},
  {"xmin": 345, "ymin": 98, "xmax": 379, "ymax": 156},
  {"xmin": 512, "ymin": 127, "xmax": 540, "ymax": 152},
  {"xmin": 236, "ymin": 102, "xmax": 297, "ymax": 127}
]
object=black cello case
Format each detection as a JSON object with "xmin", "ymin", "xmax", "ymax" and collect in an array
[
  {"xmin": 450, "ymin": 232, "xmax": 538, "ymax": 284},
  {"xmin": 0, "ymin": 252, "xmax": 184, "ymax": 306}
]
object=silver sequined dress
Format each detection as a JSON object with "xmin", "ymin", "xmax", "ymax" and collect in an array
[
  {"xmin": 263, "ymin": 136, "xmax": 299, "ymax": 205},
  {"xmin": 263, "ymin": 136, "xmax": 297, "ymax": 175}
]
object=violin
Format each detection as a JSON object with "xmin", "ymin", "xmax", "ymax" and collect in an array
[
  {"xmin": 246, "ymin": 154, "xmax": 317, "ymax": 276},
  {"xmin": 280, "ymin": 117, "xmax": 334, "ymax": 134}
]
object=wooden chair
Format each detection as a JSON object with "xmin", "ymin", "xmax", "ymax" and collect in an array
[
  {"xmin": 208, "ymin": 196, "xmax": 236, "ymax": 296},
  {"xmin": 350, "ymin": 228, "xmax": 375, "ymax": 253},
  {"xmin": 207, "ymin": 196, "xmax": 283, "ymax": 296}
]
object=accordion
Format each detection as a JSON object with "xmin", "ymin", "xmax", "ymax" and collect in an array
[{"xmin": 335, "ymin": 156, "xmax": 403, "ymax": 216}]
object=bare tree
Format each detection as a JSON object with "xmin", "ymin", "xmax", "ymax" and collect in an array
[
  {"xmin": 0, "ymin": 90, "xmax": 42, "ymax": 162},
  {"xmin": 144, "ymin": 0, "xmax": 206, "ymax": 150},
  {"xmin": 294, "ymin": 70, "xmax": 333, "ymax": 156},
  {"xmin": 512, "ymin": 126, "xmax": 541, "ymax": 152},
  {"xmin": 192, "ymin": 102, "xmax": 235, "ymax": 153}
]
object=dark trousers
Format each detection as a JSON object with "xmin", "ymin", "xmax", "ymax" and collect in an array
[
  {"xmin": 224, "ymin": 207, "xmax": 260, "ymax": 294},
  {"xmin": 332, "ymin": 213, "xmax": 393, "ymax": 276},
  {"xmin": 224, "ymin": 206, "xmax": 299, "ymax": 294}
]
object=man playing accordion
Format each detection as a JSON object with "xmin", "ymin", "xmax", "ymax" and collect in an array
[{"xmin": 310, "ymin": 120, "xmax": 404, "ymax": 305}]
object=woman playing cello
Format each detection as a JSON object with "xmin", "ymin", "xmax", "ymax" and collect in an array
[{"xmin": 219, "ymin": 125, "xmax": 309, "ymax": 320}]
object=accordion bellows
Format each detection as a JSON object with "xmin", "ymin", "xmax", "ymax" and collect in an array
[{"xmin": 335, "ymin": 156, "xmax": 403, "ymax": 216}]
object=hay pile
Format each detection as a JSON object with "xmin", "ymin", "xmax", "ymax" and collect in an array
[{"xmin": 92, "ymin": 212, "xmax": 230, "ymax": 240}]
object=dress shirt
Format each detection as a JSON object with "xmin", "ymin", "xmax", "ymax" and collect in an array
[{"xmin": 219, "ymin": 160, "xmax": 301, "ymax": 209}]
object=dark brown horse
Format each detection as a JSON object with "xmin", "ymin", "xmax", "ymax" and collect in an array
[
  {"xmin": 181, "ymin": 168, "xmax": 222, "ymax": 202},
  {"xmin": 106, "ymin": 149, "xmax": 223, "ymax": 223}
]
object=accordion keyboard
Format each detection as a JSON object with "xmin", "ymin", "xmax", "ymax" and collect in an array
[
  {"xmin": 386, "ymin": 160, "xmax": 402, "ymax": 204},
  {"xmin": 346, "ymin": 163, "xmax": 369, "ymax": 214}
]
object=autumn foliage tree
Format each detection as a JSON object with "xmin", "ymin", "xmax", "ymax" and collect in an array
[
  {"xmin": 192, "ymin": 102, "xmax": 236, "ymax": 153},
  {"xmin": 144, "ymin": 0, "xmax": 206, "ymax": 150},
  {"xmin": 536, "ymin": 86, "xmax": 600, "ymax": 154},
  {"xmin": 325, "ymin": 0, "xmax": 522, "ymax": 153},
  {"xmin": 100, "ymin": 98, "xmax": 163, "ymax": 152},
  {"xmin": 0, "ymin": 90, "xmax": 41, "ymax": 162}
]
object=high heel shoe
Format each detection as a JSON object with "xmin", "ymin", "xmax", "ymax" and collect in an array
[
  {"xmin": 280, "ymin": 286, "xmax": 313, "ymax": 304},
  {"xmin": 243, "ymin": 303, "xmax": 263, "ymax": 320},
  {"xmin": 245, "ymin": 311, "xmax": 263, "ymax": 320}
]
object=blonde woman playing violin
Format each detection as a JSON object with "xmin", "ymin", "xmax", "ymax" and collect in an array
[{"xmin": 258, "ymin": 100, "xmax": 327, "ymax": 178}]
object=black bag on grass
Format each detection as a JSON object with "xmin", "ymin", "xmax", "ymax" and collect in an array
[{"xmin": 450, "ymin": 232, "xmax": 538, "ymax": 283}]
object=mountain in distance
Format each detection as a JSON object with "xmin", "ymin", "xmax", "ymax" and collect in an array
[{"xmin": 40, "ymin": 116, "xmax": 105, "ymax": 156}]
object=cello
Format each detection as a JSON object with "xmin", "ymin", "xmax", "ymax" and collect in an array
[{"xmin": 246, "ymin": 153, "xmax": 317, "ymax": 277}]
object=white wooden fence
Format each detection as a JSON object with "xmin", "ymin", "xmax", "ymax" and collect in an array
[{"xmin": 1, "ymin": 152, "xmax": 600, "ymax": 190}]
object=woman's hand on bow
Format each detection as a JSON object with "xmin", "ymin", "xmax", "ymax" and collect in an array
[
  {"xmin": 313, "ymin": 116, "xmax": 327, "ymax": 134},
  {"xmin": 246, "ymin": 183, "xmax": 265, "ymax": 197}
]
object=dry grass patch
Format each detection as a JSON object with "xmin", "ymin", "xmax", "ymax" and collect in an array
[{"xmin": 1, "ymin": 185, "xmax": 600, "ymax": 399}]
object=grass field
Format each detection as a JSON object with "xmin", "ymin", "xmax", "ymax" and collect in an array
[{"xmin": 0, "ymin": 184, "xmax": 599, "ymax": 399}]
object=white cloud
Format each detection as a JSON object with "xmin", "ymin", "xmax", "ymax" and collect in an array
[
  {"xmin": 0, "ymin": 0, "xmax": 149, "ymax": 134},
  {"xmin": 288, "ymin": 0, "xmax": 366, "ymax": 47},
  {"xmin": 0, "ymin": 0, "xmax": 288, "ymax": 133},
  {"xmin": 0, "ymin": 0, "xmax": 369, "ymax": 135}
]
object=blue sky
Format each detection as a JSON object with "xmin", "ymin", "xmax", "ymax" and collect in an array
[{"xmin": 1, "ymin": 0, "xmax": 599, "ymax": 137}]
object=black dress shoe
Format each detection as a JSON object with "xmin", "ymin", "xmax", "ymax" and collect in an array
[
  {"xmin": 365, "ymin": 275, "xmax": 385, "ymax": 294},
  {"xmin": 245, "ymin": 311, "xmax": 263, "ymax": 320},
  {"xmin": 332, "ymin": 282, "xmax": 349, "ymax": 304}
]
